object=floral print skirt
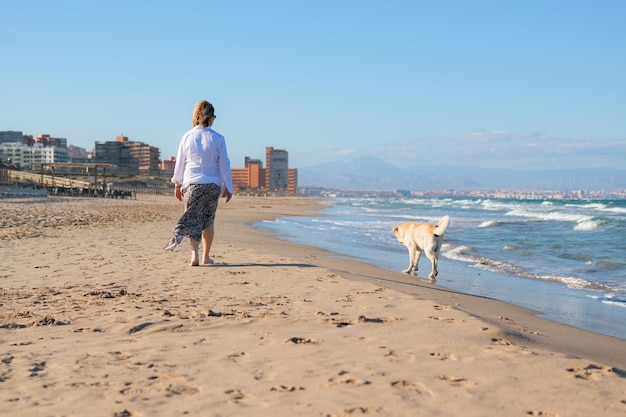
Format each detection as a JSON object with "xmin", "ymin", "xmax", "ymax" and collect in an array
[{"xmin": 173, "ymin": 183, "xmax": 221, "ymax": 242}]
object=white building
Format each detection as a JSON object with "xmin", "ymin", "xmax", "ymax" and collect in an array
[{"xmin": 0, "ymin": 142, "xmax": 68, "ymax": 170}]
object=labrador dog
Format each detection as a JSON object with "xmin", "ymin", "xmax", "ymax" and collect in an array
[{"xmin": 392, "ymin": 215, "xmax": 450, "ymax": 279}]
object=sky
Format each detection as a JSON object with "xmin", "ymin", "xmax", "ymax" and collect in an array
[{"xmin": 1, "ymin": 0, "xmax": 625, "ymax": 171}]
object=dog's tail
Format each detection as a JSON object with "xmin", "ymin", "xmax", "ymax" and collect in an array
[{"xmin": 434, "ymin": 215, "xmax": 450, "ymax": 237}]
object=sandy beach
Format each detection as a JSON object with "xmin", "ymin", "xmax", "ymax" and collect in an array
[{"xmin": 1, "ymin": 195, "xmax": 625, "ymax": 417}]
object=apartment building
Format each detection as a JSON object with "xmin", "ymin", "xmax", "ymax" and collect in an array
[
  {"xmin": 230, "ymin": 147, "xmax": 297, "ymax": 195},
  {"xmin": 0, "ymin": 142, "xmax": 68, "ymax": 170},
  {"xmin": 0, "ymin": 130, "xmax": 23, "ymax": 144},
  {"xmin": 94, "ymin": 135, "xmax": 160, "ymax": 173}
]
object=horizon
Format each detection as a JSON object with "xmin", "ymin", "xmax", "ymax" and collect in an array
[{"xmin": 2, "ymin": 1, "xmax": 625, "ymax": 171}]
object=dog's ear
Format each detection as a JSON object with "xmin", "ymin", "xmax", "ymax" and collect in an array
[{"xmin": 392, "ymin": 226, "xmax": 398, "ymax": 232}]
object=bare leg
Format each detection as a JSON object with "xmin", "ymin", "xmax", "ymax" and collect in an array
[
  {"xmin": 189, "ymin": 238, "xmax": 200, "ymax": 266},
  {"xmin": 201, "ymin": 225, "xmax": 215, "ymax": 265}
]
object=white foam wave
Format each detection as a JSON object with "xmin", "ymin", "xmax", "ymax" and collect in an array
[
  {"xmin": 598, "ymin": 206, "xmax": 626, "ymax": 214},
  {"xmin": 574, "ymin": 203, "xmax": 606, "ymax": 209},
  {"xmin": 574, "ymin": 219, "xmax": 601, "ymax": 231},
  {"xmin": 547, "ymin": 276, "xmax": 592, "ymax": 289},
  {"xmin": 601, "ymin": 300, "xmax": 626, "ymax": 307},
  {"xmin": 481, "ymin": 200, "xmax": 514, "ymax": 211},
  {"xmin": 506, "ymin": 208, "xmax": 593, "ymax": 223},
  {"xmin": 478, "ymin": 220, "xmax": 500, "ymax": 228},
  {"xmin": 443, "ymin": 245, "xmax": 475, "ymax": 263}
]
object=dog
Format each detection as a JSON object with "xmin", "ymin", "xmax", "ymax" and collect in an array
[{"xmin": 392, "ymin": 215, "xmax": 450, "ymax": 279}]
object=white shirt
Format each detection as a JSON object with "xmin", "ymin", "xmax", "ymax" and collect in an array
[{"xmin": 171, "ymin": 125, "xmax": 233, "ymax": 193}]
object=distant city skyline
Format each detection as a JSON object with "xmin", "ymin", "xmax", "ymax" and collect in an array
[{"xmin": 2, "ymin": 1, "xmax": 625, "ymax": 171}]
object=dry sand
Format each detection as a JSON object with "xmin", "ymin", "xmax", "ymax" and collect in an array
[{"xmin": 1, "ymin": 195, "xmax": 625, "ymax": 417}]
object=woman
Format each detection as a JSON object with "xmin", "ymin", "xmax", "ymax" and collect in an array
[{"xmin": 164, "ymin": 99, "xmax": 233, "ymax": 266}]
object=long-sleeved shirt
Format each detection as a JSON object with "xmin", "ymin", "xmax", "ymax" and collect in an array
[{"xmin": 171, "ymin": 125, "xmax": 233, "ymax": 193}]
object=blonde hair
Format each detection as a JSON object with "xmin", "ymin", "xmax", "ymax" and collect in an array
[{"xmin": 192, "ymin": 100, "xmax": 215, "ymax": 127}]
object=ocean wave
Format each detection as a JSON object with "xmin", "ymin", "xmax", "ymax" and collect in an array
[
  {"xmin": 454, "ymin": 252, "xmax": 618, "ymax": 293},
  {"xmin": 601, "ymin": 299, "xmax": 626, "ymax": 307},
  {"xmin": 443, "ymin": 245, "xmax": 476, "ymax": 263},
  {"xmin": 592, "ymin": 261, "xmax": 622, "ymax": 270},
  {"xmin": 600, "ymin": 296, "xmax": 626, "ymax": 307},
  {"xmin": 588, "ymin": 294, "xmax": 626, "ymax": 307},
  {"xmin": 478, "ymin": 220, "xmax": 500, "ymax": 228},
  {"xmin": 574, "ymin": 203, "xmax": 606, "ymax": 209},
  {"xmin": 573, "ymin": 219, "xmax": 602, "ymax": 231},
  {"xmin": 506, "ymin": 208, "xmax": 594, "ymax": 223},
  {"xmin": 539, "ymin": 275, "xmax": 602, "ymax": 290},
  {"xmin": 481, "ymin": 200, "xmax": 514, "ymax": 211},
  {"xmin": 597, "ymin": 206, "xmax": 626, "ymax": 214}
]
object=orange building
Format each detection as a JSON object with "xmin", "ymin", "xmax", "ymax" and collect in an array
[
  {"xmin": 230, "ymin": 147, "xmax": 297, "ymax": 195},
  {"xmin": 160, "ymin": 156, "xmax": 176, "ymax": 174}
]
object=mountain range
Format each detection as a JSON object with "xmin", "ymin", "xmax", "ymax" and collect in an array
[{"xmin": 297, "ymin": 157, "xmax": 626, "ymax": 191}]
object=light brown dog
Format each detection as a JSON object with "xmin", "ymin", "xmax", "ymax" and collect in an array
[{"xmin": 392, "ymin": 215, "xmax": 450, "ymax": 279}]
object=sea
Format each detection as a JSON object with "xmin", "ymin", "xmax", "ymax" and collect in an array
[{"xmin": 256, "ymin": 196, "xmax": 626, "ymax": 340}]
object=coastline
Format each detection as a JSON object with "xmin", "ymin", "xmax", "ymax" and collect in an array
[
  {"xmin": 235, "ymin": 199, "xmax": 626, "ymax": 368},
  {"xmin": 1, "ymin": 195, "xmax": 625, "ymax": 416}
]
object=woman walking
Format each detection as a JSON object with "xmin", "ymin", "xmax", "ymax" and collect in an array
[{"xmin": 164, "ymin": 100, "xmax": 233, "ymax": 266}]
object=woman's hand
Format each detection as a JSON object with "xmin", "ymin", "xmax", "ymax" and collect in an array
[
  {"xmin": 222, "ymin": 189, "xmax": 233, "ymax": 203},
  {"xmin": 175, "ymin": 186, "xmax": 183, "ymax": 202}
]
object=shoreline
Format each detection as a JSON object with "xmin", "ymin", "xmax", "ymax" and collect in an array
[
  {"xmin": 235, "ymin": 200, "xmax": 626, "ymax": 369},
  {"xmin": 1, "ymin": 195, "xmax": 625, "ymax": 416}
]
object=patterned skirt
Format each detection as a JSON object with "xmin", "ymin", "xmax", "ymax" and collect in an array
[{"xmin": 173, "ymin": 183, "xmax": 221, "ymax": 242}]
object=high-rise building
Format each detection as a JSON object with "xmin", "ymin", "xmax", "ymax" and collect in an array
[
  {"xmin": 232, "ymin": 157, "xmax": 265, "ymax": 193},
  {"xmin": 265, "ymin": 147, "xmax": 289, "ymax": 191},
  {"xmin": 230, "ymin": 147, "xmax": 297, "ymax": 195}
]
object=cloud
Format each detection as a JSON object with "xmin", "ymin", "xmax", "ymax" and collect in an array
[
  {"xmin": 322, "ymin": 145, "xmax": 355, "ymax": 156},
  {"xmin": 382, "ymin": 131, "xmax": 626, "ymax": 170}
]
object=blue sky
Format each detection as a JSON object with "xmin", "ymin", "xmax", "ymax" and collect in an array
[{"xmin": 1, "ymin": 0, "xmax": 625, "ymax": 170}]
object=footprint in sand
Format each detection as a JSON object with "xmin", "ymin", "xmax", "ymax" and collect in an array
[
  {"xmin": 344, "ymin": 406, "xmax": 384, "ymax": 414},
  {"xmin": 322, "ymin": 315, "xmax": 398, "ymax": 328},
  {"xmin": 166, "ymin": 383, "xmax": 200, "ymax": 396},
  {"xmin": 566, "ymin": 364, "xmax": 615, "ymax": 381},
  {"xmin": 527, "ymin": 411, "xmax": 560, "ymax": 416},
  {"xmin": 435, "ymin": 375, "xmax": 477, "ymax": 387},
  {"xmin": 491, "ymin": 337, "xmax": 514, "ymax": 345},
  {"xmin": 117, "ymin": 338, "xmax": 139, "ymax": 344},
  {"xmin": 356, "ymin": 315, "xmax": 399, "ymax": 324},
  {"xmin": 270, "ymin": 385, "xmax": 305, "ymax": 392},
  {"xmin": 384, "ymin": 350, "xmax": 415, "ymax": 363},
  {"xmin": 284, "ymin": 337, "xmax": 319, "ymax": 345},
  {"xmin": 391, "ymin": 380, "xmax": 434, "ymax": 396},
  {"xmin": 324, "ymin": 406, "xmax": 383, "ymax": 417},
  {"xmin": 227, "ymin": 352, "xmax": 248, "ymax": 362},
  {"xmin": 193, "ymin": 337, "xmax": 209, "ymax": 346},
  {"xmin": 428, "ymin": 315, "xmax": 464, "ymax": 323},
  {"xmin": 315, "ymin": 311, "xmax": 339, "ymax": 317},
  {"xmin": 325, "ymin": 376, "xmax": 371, "ymax": 387},
  {"xmin": 224, "ymin": 388, "xmax": 251, "ymax": 401},
  {"xmin": 429, "ymin": 352, "xmax": 458, "ymax": 361}
]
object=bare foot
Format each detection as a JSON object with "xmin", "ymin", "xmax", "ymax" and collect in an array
[
  {"xmin": 202, "ymin": 258, "xmax": 214, "ymax": 265},
  {"xmin": 190, "ymin": 260, "xmax": 200, "ymax": 267}
]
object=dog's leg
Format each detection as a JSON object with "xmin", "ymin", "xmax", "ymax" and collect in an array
[
  {"xmin": 427, "ymin": 237, "xmax": 444, "ymax": 279},
  {"xmin": 402, "ymin": 246, "xmax": 414, "ymax": 274},
  {"xmin": 426, "ymin": 252, "xmax": 438, "ymax": 280},
  {"xmin": 414, "ymin": 250, "xmax": 422, "ymax": 274}
]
